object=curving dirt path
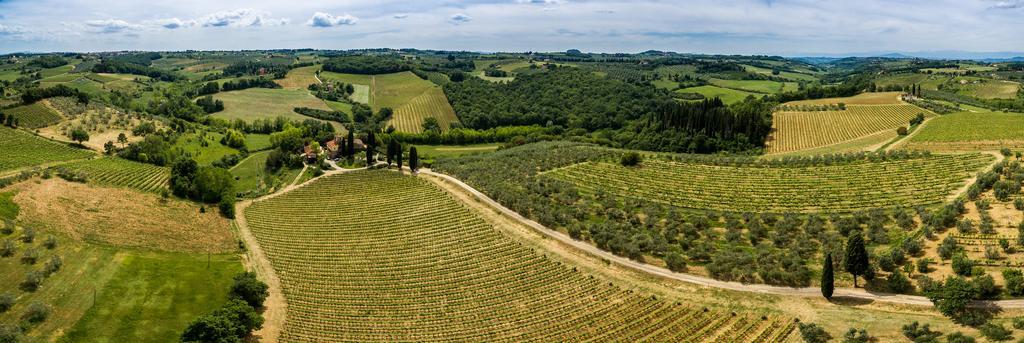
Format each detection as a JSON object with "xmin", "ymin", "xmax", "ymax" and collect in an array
[{"xmin": 420, "ymin": 168, "xmax": 1024, "ymax": 309}]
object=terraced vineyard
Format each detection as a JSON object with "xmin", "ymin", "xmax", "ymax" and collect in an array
[
  {"xmin": 0, "ymin": 126, "xmax": 94, "ymax": 173},
  {"xmin": 768, "ymin": 104, "xmax": 927, "ymax": 154},
  {"xmin": 4, "ymin": 101, "xmax": 63, "ymax": 128},
  {"xmin": 244, "ymin": 171, "xmax": 796, "ymax": 341},
  {"xmin": 389, "ymin": 88, "xmax": 461, "ymax": 133},
  {"xmin": 59, "ymin": 157, "xmax": 170, "ymax": 193},
  {"xmin": 547, "ymin": 154, "xmax": 994, "ymax": 213}
]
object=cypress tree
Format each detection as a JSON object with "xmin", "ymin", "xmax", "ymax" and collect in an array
[
  {"xmin": 822, "ymin": 253, "xmax": 834, "ymax": 299},
  {"xmin": 845, "ymin": 233, "xmax": 869, "ymax": 288},
  {"xmin": 346, "ymin": 129, "xmax": 355, "ymax": 157},
  {"xmin": 409, "ymin": 146, "xmax": 419, "ymax": 172},
  {"xmin": 365, "ymin": 131, "xmax": 376, "ymax": 167},
  {"xmin": 386, "ymin": 139, "xmax": 394, "ymax": 167},
  {"xmin": 396, "ymin": 143, "xmax": 403, "ymax": 170}
]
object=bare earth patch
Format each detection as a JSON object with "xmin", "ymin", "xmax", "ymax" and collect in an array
[{"xmin": 10, "ymin": 178, "xmax": 235, "ymax": 253}]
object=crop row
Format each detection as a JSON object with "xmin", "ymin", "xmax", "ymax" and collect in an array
[
  {"xmin": 244, "ymin": 170, "xmax": 795, "ymax": 341},
  {"xmin": 59, "ymin": 157, "xmax": 170, "ymax": 193},
  {"xmin": 4, "ymin": 101, "xmax": 63, "ymax": 128},
  {"xmin": 389, "ymin": 87, "xmax": 460, "ymax": 133},
  {"xmin": 0, "ymin": 126, "xmax": 94, "ymax": 173},
  {"xmin": 547, "ymin": 154, "xmax": 993, "ymax": 213},
  {"xmin": 769, "ymin": 104, "xmax": 925, "ymax": 153}
]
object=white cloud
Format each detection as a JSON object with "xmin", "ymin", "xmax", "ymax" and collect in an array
[
  {"xmin": 516, "ymin": 0, "xmax": 565, "ymax": 4},
  {"xmin": 0, "ymin": 23, "xmax": 26, "ymax": 35},
  {"xmin": 199, "ymin": 9, "xmax": 287, "ymax": 28},
  {"xmin": 450, "ymin": 13, "xmax": 471, "ymax": 24},
  {"xmin": 84, "ymin": 19, "xmax": 140, "ymax": 34},
  {"xmin": 307, "ymin": 12, "xmax": 359, "ymax": 28},
  {"xmin": 157, "ymin": 18, "xmax": 195, "ymax": 29},
  {"xmin": 393, "ymin": 14, "xmax": 409, "ymax": 19},
  {"xmin": 989, "ymin": 0, "xmax": 1024, "ymax": 9}
]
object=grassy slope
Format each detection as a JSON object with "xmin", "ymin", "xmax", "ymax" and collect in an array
[
  {"xmin": 676, "ymin": 85, "xmax": 759, "ymax": 104},
  {"xmin": 708, "ymin": 78, "xmax": 787, "ymax": 93},
  {"xmin": 276, "ymin": 65, "xmax": 320, "ymax": 90},
  {"xmin": 244, "ymin": 133, "xmax": 272, "ymax": 151},
  {"xmin": 173, "ymin": 132, "xmax": 240, "ymax": 166},
  {"xmin": 211, "ymin": 88, "xmax": 334, "ymax": 124}
]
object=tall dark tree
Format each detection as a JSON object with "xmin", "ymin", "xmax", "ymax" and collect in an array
[
  {"xmin": 822, "ymin": 253, "xmax": 834, "ymax": 299},
  {"xmin": 386, "ymin": 139, "xmax": 397, "ymax": 167},
  {"xmin": 409, "ymin": 146, "xmax": 419, "ymax": 172},
  {"xmin": 365, "ymin": 131, "xmax": 376, "ymax": 167},
  {"xmin": 845, "ymin": 234, "xmax": 869, "ymax": 288},
  {"xmin": 396, "ymin": 143, "xmax": 404, "ymax": 170},
  {"xmin": 346, "ymin": 129, "xmax": 355, "ymax": 157}
]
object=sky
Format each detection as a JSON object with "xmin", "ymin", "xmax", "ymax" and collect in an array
[{"xmin": 0, "ymin": 0, "xmax": 1022, "ymax": 56}]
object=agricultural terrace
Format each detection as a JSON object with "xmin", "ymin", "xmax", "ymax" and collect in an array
[
  {"xmin": 211, "ymin": 88, "xmax": 336, "ymax": 125},
  {"xmin": 675, "ymin": 85, "xmax": 759, "ymax": 104},
  {"xmin": 546, "ymin": 154, "xmax": 993, "ymax": 213},
  {"xmin": 768, "ymin": 104, "xmax": 929, "ymax": 154},
  {"xmin": 902, "ymin": 110, "xmax": 1024, "ymax": 151},
  {"xmin": 58, "ymin": 157, "xmax": 170, "ymax": 193},
  {"xmin": 0, "ymin": 126, "xmax": 94, "ymax": 173},
  {"xmin": 10, "ymin": 178, "xmax": 234, "ymax": 253},
  {"xmin": 3, "ymin": 102, "xmax": 63, "ymax": 128},
  {"xmin": 244, "ymin": 171, "xmax": 797, "ymax": 341},
  {"xmin": 276, "ymin": 65, "xmax": 321, "ymax": 89}
]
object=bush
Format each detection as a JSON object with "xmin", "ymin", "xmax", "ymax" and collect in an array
[
  {"xmin": 843, "ymin": 328, "xmax": 870, "ymax": 343},
  {"xmin": 888, "ymin": 270, "xmax": 913, "ymax": 294},
  {"xmin": 20, "ymin": 270, "xmax": 43, "ymax": 291},
  {"xmin": 917, "ymin": 258, "xmax": 931, "ymax": 273},
  {"xmin": 0, "ymin": 292, "xmax": 14, "ymax": 313},
  {"xmin": 946, "ymin": 331, "xmax": 976, "ymax": 343},
  {"xmin": 664, "ymin": 252, "xmax": 686, "ymax": 272},
  {"xmin": 620, "ymin": 152, "xmax": 641, "ymax": 166},
  {"xmin": 22, "ymin": 301, "xmax": 49, "ymax": 323},
  {"xmin": 0, "ymin": 324, "xmax": 21, "ymax": 343},
  {"xmin": 798, "ymin": 323, "xmax": 831, "ymax": 343},
  {"xmin": 0, "ymin": 240, "xmax": 14, "ymax": 257},
  {"xmin": 43, "ymin": 255, "xmax": 62, "ymax": 276},
  {"xmin": 219, "ymin": 197, "xmax": 236, "ymax": 219},
  {"xmin": 1014, "ymin": 316, "xmax": 1024, "ymax": 330},
  {"xmin": 978, "ymin": 322, "xmax": 1012, "ymax": 341},
  {"xmin": 230, "ymin": 272, "xmax": 269, "ymax": 308},
  {"xmin": 938, "ymin": 236, "xmax": 958, "ymax": 260},
  {"xmin": 20, "ymin": 248, "xmax": 38, "ymax": 265},
  {"xmin": 951, "ymin": 253, "xmax": 973, "ymax": 276},
  {"xmin": 181, "ymin": 299, "xmax": 263, "ymax": 342},
  {"xmin": 20, "ymin": 227, "xmax": 34, "ymax": 243},
  {"xmin": 897, "ymin": 126, "xmax": 908, "ymax": 135},
  {"xmin": 43, "ymin": 235, "xmax": 57, "ymax": 249},
  {"xmin": 902, "ymin": 321, "xmax": 941, "ymax": 342}
]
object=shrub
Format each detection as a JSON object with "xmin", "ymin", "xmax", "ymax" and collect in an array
[
  {"xmin": 888, "ymin": 270, "xmax": 913, "ymax": 294},
  {"xmin": 916, "ymin": 258, "xmax": 931, "ymax": 273},
  {"xmin": 43, "ymin": 255, "xmax": 62, "ymax": 276},
  {"xmin": 798, "ymin": 323, "xmax": 831, "ymax": 343},
  {"xmin": 664, "ymin": 252, "xmax": 686, "ymax": 272},
  {"xmin": 20, "ymin": 270, "xmax": 43, "ymax": 291},
  {"xmin": 22, "ymin": 301, "xmax": 49, "ymax": 323},
  {"xmin": 946, "ymin": 331, "xmax": 976, "ymax": 343},
  {"xmin": 1014, "ymin": 316, "xmax": 1024, "ymax": 330},
  {"xmin": 0, "ymin": 240, "xmax": 14, "ymax": 257},
  {"xmin": 20, "ymin": 248, "xmax": 38, "ymax": 265},
  {"xmin": 984, "ymin": 245, "xmax": 1001, "ymax": 260},
  {"xmin": 843, "ymin": 328, "xmax": 870, "ymax": 343},
  {"xmin": 1004, "ymin": 269, "xmax": 1024, "ymax": 296},
  {"xmin": 951, "ymin": 253, "xmax": 973, "ymax": 276},
  {"xmin": 0, "ymin": 292, "xmax": 14, "ymax": 313},
  {"xmin": 973, "ymin": 274, "xmax": 998, "ymax": 299},
  {"xmin": 978, "ymin": 322, "xmax": 1012, "ymax": 341},
  {"xmin": 20, "ymin": 227, "xmax": 34, "ymax": 243},
  {"xmin": 181, "ymin": 299, "xmax": 263, "ymax": 342},
  {"xmin": 1, "ymin": 220, "xmax": 12, "ymax": 235},
  {"xmin": 1015, "ymin": 198, "xmax": 1024, "ymax": 211},
  {"xmin": 896, "ymin": 126, "xmax": 908, "ymax": 135},
  {"xmin": 619, "ymin": 152, "xmax": 641, "ymax": 167},
  {"xmin": 43, "ymin": 235, "xmax": 57, "ymax": 249},
  {"xmin": 902, "ymin": 321, "xmax": 941, "ymax": 342},
  {"xmin": 0, "ymin": 324, "xmax": 21, "ymax": 343}
]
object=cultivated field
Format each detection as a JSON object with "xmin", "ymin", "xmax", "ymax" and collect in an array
[
  {"xmin": 277, "ymin": 65, "xmax": 320, "ymax": 90},
  {"xmin": 244, "ymin": 171, "xmax": 797, "ymax": 341},
  {"xmin": 547, "ymin": 154, "xmax": 993, "ymax": 213},
  {"xmin": 902, "ymin": 110, "xmax": 1024, "ymax": 151},
  {"xmin": 3, "ymin": 102, "xmax": 63, "ymax": 128},
  {"xmin": 389, "ymin": 88, "xmax": 460, "ymax": 132},
  {"xmin": 11, "ymin": 178, "xmax": 235, "ymax": 253},
  {"xmin": 211, "ymin": 88, "xmax": 335, "ymax": 124},
  {"xmin": 0, "ymin": 126, "xmax": 94, "ymax": 173},
  {"xmin": 767, "ymin": 104, "xmax": 928, "ymax": 154},
  {"xmin": 675, "ymin": 85, "xmax": 759, "ymax": 104},
  {"xmin": 59, "ymin": 157, "xmax": 170, "ymax": 193},
  {"xmin": 784, "ymin": 91, "xmax": 903, "ymax": 106}
]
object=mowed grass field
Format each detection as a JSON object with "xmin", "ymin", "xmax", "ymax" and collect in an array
[
  {"xmin": 903, "ymin": 110, "xmax": 1024, "ymax": 151},
  {"xmin": 320, "ymin": 71, "xmax": 461, "ymax": 133},
  {"xmin": 548, "ymin": 154, "xmax": 993, "ymax": 213},
  {"xmin": 708, "ymin": 78, "xmax": 798, "ymax": 94},
  {"xmin": 4, "ymin": 101, "xmax": 63, "ymax": 128},
  {"xmin": 276, "ymin": 65, "xmax": 320, "ymax": 90},
  {"xmin": 245, "ymin": 170, "xmax": 797, "ymax": 341},
  {"xmin": 767, "ymin": 104, "xmax": 929, "ymax": 154},
  {"xmin": 676, "ymin": 85, "xmax": 760, "ymax": 104},
  {"xmin": 211, "ymin": 88, "xmax": 336, "ymax": 125},
  {"xmin": 0, "ymin": 126, "xmax": 95, "ymax": 173}
]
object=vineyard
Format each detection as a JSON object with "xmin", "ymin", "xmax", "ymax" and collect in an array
[
  {"xmin": 0, "ymin": 126, "xmax": 94, "ymax": 173},
  {"xmin": 4, "ymin": 101, "xmax": 63, "ymax": 128},
  {"xmin": 243, "ymin": 171, "xmax": 797, "ymax": 342},
  {"xmin": 903, "ymin": 110, "xmax": 1024, "ymax": 151},
  {"xmin": 768, "ymin": 104, "xmax": 928, "ymax": 154},
  {"xmin": 58, "ymin": 157, "xmax": 170, "ymax": 193},
  {"xmin": 389, "ymin": 88, "xmax": 461, "ymax": 133},
  {"xmin": 547, "ymin": 154, "xmax": 994, "ymax": 213}
]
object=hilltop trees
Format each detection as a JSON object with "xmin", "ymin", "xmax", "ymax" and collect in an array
[{"xmin": 845, "ymin": 233, "xmax": 869, "ymax": 288}]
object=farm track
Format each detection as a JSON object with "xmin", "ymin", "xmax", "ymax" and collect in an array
[{"xmin": 420, "ymin": 168, "xmax": 1024, "ymax": 309}]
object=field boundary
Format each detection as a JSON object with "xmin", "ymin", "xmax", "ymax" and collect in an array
[{"xmin": 420, "ymin": 168, "xmax": 1024, "ymax": 309}]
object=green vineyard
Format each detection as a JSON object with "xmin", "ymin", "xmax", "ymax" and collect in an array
[
  {"xmin": 59, "ymin": 157, "xmax": 170, "ymax": 193},
  {"xmin": 244, "ymin": 171, "xmax": 797, "ymax": 341},
  {"xmin": 389, "ymin": 87, "xmax": 461, "ymax": 133},
  {"xmin": 768, "ymin": 104, "xmax": 927, "ymax": 154},
  {"xmin": 4, "ymin": 101, "xmax": 63, "ymax": 128},
  {"xmin": 547, "ymin": 154, "xmax": 994, "ymax": 213},
  {"xmin": 0, "ymin": 126, "xmax": 94, "ymax": 173}
]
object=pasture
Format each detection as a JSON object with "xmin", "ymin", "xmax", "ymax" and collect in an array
[
  {"xmin": 768, "ymin": 104, "xmax": 928, "ymax": 154},
  {"xmin": 173, "ymin": 132, "xmax": 241, "ymax": 166},
  {"xmin": 276, "ymin": 65, "xmax": 320, "ymax": 90},
  {"xmin": 211, "ymin": 88, "xmax": 335, "ymax": 124},
  {"xmin": 675, "ymin": 85, "xmax": 760, "ymax": 104},
  {"xmin": 902, "ymin": 110, "xmax": 1024, "ymax": 151},
  {"xmin": 3, "ymin": 102, "xmax": 63, "ymax": 128},
  {"xmin": 708, "ymin": 78, "xmax": 797, "ymax": 94},
  {"xmin": 0, "ymin": 126, "xmax": 95, "ymax": 173},
  {"xmin": 547, "ymin": 154, "xmax": 993, "ymax": 213},
  {"xmin": 244, "ymin": 170, "xmax": 797, "ymax": 341}
]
